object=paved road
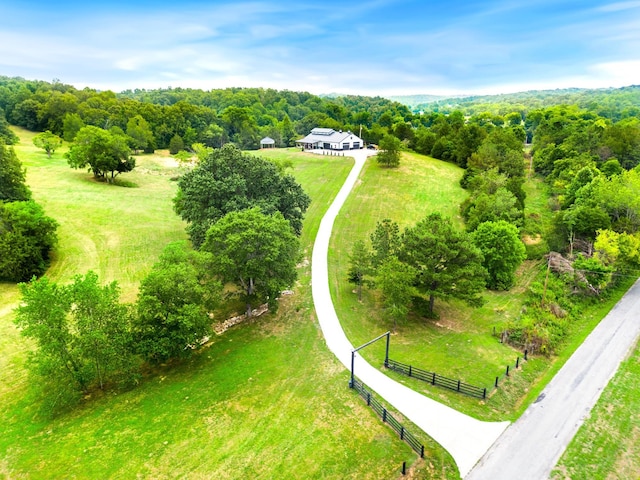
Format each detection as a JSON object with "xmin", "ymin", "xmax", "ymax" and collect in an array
[
  {"xmin": 466, "ymin": 278, "xmax": 640, "ymax": 480},
  {"xmin": 310, "ymin": 150, "xmax": 509, "ymax": 478}
]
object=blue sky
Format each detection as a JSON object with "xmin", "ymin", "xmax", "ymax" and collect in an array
[{"xmin": 1, "ymin": 0, "xmax": 639, "ymax": 96}]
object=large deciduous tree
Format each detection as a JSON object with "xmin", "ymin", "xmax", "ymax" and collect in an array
[
  {"xmin": 471, "ymin": 221, "xmax": 526, "ymax": 290},
  {"xmin": 202, "ymin": 208, "xmax": 300, "ymax": 315},
  {"xmin": 14, "ymin": 272, "xmax": 136, "ymax": 412},
  {"xmin": 33, "ymin": 130, "xmax": 63, "ymax": 158},
  {"xmin": 399, "ymin": 213, "xmax": 487, "ymax": 316},
  {"xmin": 0, "ymin": 141, "xmax": 31, "ymax": 202},
  {"xmin": 174, "ymin": 143, "xmax": 310, "ymax": 248},
  {"xmin": 134, "ymin": 242, "xmax": 221, "ymax": 363},
  {"xmin": 0, "ymin": 201, "xmax": 58, "ymax": 281},
  {"xmin": 376, "ymin": 134, "xmax": 402, "ymax": 168},
  {"xmin": 126, "ymin": 115, "xmax": 154, "ymax": 153},
  {"xmin": 65, "ymin": 126, "xmax": 135, "ymax": 183}
]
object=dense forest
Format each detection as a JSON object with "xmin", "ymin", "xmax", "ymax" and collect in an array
[{"xmin": 0, "ymin": 76, "xmax": 411, "ymax": 150}]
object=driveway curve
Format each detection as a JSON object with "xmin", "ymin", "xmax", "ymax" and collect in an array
[{"xmin": 310, "ymin": 150, "xmax": 509, "ymax": 478}]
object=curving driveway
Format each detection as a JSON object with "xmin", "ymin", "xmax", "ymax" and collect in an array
[{"xmin": 310, "ymin": 150, "xmax": 509, "ymax": 478}]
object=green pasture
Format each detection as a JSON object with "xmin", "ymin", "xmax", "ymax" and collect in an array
[
  {"xmin": 328, "ymin": 150, "xmax": 536, "ymax": 420},
  {"xmin": 2, "ymin": 131, "xmax": 636, "ymax": 479},
  {"xmin": 0, "ymin": 136, "xmax": 455, "ymax": 479}
]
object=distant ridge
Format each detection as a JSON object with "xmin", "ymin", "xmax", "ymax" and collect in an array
[
  {"xmin": 384, "ymin": 85, "xmax": 640, "ymax": 112},
  {"xmin": 385, "ymin": 94, "xmax": 459, "ymax": 108}
]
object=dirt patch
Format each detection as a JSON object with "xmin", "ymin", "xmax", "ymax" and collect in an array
[
  {"xmin": 522, "ymin": 234, "xmax": 542, "ymax": 245},
  {"xmin": 210, "ymin": 291, "xmax": 295, "ymax": 337}
]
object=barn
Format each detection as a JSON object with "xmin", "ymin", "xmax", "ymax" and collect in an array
[{"xmin": 296, "ymin": 128, "xmax": 363, "ymax": 151}]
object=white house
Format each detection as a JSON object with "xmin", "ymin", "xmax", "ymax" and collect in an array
[{"xmin": 296, "ymin": 128, "xmax": 363, "ymax": 151}]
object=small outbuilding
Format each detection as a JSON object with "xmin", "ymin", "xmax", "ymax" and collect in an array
[
  {"xmin": 296, "ymin": 128, "xmax": 363, "ymax": 151},
  {"xmin": 260, "ymin": 137, "xmax": 276, "ymax": 149}
]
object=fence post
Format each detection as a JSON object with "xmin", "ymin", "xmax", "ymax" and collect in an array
[
  {"xmin": 432, "ymin": 372, "xmax": 436, "ymax": 385},
  {"xmin": 409, "ymin": 365, "xmax": 412, "ymax": 377},
  {"xmin": 367, "ymin": 392, "xmax": 371, "ymax": 406},
  {"xmin": 516, "ymin": 357, "xmax": 520, "ymax": 369},
  {"xmin": 400, "ymin": 426, "xmax": 404, "ymax": 440},
  {"xmin": 483, "ymin": 388, "xmax": 486, "ymax": 399},
  {"xmin": 495, "ymin": 376, "xmax": 499, "ymax": 388},
  {"xmin": 385, "ymin": 332, "xmax": 390, "ymax": 367},
  {"xmin": 420, "ymin": 445, "xmax": 424, "ymax": 458},
  {"xmin": 350, "ymin": 350, "xmax": 355, "ymax": 388},
  {"xmin": 506, "ymin": 365, "xmax": 510, "ymax": 377},
  {"xmin": 402, "ymin": 461, "xmax": 406, "ymax": 475},
  {"xmin": 524, "ymin": 349, "xmax": 528, "ymax": 360},
  {"xmin": 457, "ymin": 380, "xmax": 461, "ymax": 392},
  {"xmin": 382, "ymin": 408, "xmax": 387, "ymax": 423}
]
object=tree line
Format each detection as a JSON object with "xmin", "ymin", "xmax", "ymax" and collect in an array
[
  {"xmin": 0, "ymin": 76, "xmax": 411, "ymax": 151},
  {"xmin": 0, "ymin": 142, "xmax": 58, "ymax": 282}
]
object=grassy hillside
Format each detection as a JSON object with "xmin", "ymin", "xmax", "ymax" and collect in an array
[
  {"xmin": 0, "ymin": 135, "xmax": 457, "ymax": 479},
  {"xmin": 328, "ymin": 151, "xmax": 537, "ymax": 420},
  {"xmin": 327, "ymin": 150, "xmax": 638, "ymax": 425}
]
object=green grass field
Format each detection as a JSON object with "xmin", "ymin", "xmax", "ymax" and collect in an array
[
  {"xmin": 0, "ymin": 135, "xmax": 457, "ymax": 479},
  {"xmin": 328, "ymin": 150, "xmax": 540, "ymax": 420},
  {"xmin": 2, "ymin": 132, "xmax": 637, "ymax": 479}
]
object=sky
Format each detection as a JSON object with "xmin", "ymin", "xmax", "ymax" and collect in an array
[{"xmin": 1, "ymin": 0, "xmax": 639, "ymax": 97}]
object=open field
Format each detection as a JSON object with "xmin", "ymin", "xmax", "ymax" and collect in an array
[
  {"xmin": 328, "ymin": 150, "xmax": 640, "ymax": 424},
  {"xmin": 0, "ymin": 138, "xmax": 457, "ymax": 479},
  {"xmin": 328, "ymin": 151, "xmax": 534, "ymax": 420},
  {"xmin": 3, "ymin": 134, "xmax": 638, "ymax": 478}
]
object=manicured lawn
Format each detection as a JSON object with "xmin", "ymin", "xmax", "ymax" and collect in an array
[
  {"xmin": 0, "ymin": 138, "xmax": 456, "ymax": 479},
  {"xmin": 552, "ymin": 340, "xmax": 640, "ymax": 479}
]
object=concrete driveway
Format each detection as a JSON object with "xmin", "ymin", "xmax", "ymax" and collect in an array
[{"xmin": 310, "ymin": 149, "xmax": 509, "ymax": 478}]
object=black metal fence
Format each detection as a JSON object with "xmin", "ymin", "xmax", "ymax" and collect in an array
[
  {"xmin": 351, "ymin": 378, "xmax": 425, "ymax": 458},
  {"xmin": 385, "ymin": 358, "xmax": 487, "ymax": 399}
]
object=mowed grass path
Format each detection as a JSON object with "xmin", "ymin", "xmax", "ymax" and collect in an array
[
  {"xmin": 1, "ymin": 137, "xmax": 457, "ymax": 479},
  {"xmin": 11, "ymin": 127, "xmax": 188, "ymax": 298}
]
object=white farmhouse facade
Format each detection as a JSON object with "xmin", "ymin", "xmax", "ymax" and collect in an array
[{"xmin": 296, "ymin": 128, "xmax": 364, "ymax": 151}]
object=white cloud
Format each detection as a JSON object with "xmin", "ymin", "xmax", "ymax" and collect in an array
[
  {"xmin": 588, "ymin": 60, "xmax": 640, "ymax": 86},
  {"xmin": 596, "ymin": 1, "xmax": 640, "ymax": 12}
]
